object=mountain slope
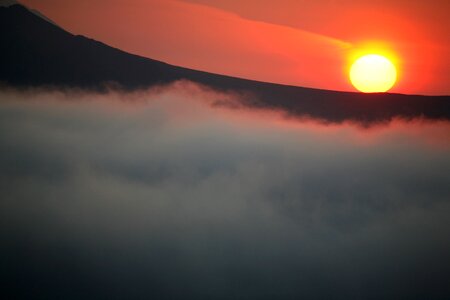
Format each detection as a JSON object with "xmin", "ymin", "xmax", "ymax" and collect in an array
[
  {"xmin": 0, "ymin": 4, "xmax": 179, "ymax": 88},
  {"xmin": 1, "ymin": 4, "xmax": 449, "ymax": 124}
]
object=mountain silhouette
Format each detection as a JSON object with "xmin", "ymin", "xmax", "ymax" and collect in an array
[{"xmin": 1, "ymin": 4, "xmax": 449, "ymax": 124}]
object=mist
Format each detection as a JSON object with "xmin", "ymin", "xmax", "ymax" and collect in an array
[{"xmin": 1, "ymin": 82, "xmax": 450, "ymax": 299}]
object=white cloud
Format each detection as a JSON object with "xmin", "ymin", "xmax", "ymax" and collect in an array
[{"xmin": 1, "ymin": 83, "xmax": 449, "ymax": 299}]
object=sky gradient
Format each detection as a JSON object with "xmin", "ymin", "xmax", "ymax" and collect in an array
[{"xmin": 20, "ymin": 0, "xmax": 450, "ymax": 95}]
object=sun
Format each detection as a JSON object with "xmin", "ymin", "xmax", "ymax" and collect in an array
[{"xmin": 349, "ymin": 54, "xmax": 397, "ymax": 93}]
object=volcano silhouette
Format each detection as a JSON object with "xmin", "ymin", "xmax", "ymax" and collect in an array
[{"xmin": 1, "ymin": 4, "xmax": 449, "ymax": 124}]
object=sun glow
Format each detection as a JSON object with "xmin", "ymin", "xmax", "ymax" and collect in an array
[{"xmin": 350, "ymin": 54, "xmax": 397, "ymax": 93}]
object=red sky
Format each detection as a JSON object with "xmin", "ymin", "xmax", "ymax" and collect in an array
[{"xmin": 21, "ymin": 0, "xmax": 450, "ymax": 95}]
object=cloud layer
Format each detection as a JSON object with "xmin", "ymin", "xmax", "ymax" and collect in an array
[{"xmin": 1, "ymin": 83, "xmax": 450, "ymax": 299}]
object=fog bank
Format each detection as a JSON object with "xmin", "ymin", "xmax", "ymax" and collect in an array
[{"xmin": 1, "ymin": 83, "xmax": 450, "ymax": 299}]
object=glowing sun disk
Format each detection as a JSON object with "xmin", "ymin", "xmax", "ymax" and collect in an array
[{"xmin": 350, "ymin": 54, "xmax": 397, "ymax": 93}]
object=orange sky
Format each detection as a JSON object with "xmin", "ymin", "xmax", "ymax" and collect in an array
[{"xmin": 21, "ymin": 0, "xmax": 450, "ymax": 95}]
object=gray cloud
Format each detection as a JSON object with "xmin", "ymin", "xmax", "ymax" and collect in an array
[{"xmin": 1, "ymin": 83, "xmax": 450, "ymax": 299}]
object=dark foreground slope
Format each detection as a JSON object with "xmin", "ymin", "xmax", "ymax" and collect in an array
[{"xmin": 1, "ymin": 4, "xmax": 449, "ymax": 124}]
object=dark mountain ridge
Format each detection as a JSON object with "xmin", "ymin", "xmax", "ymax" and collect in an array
[{"xmin": 1, "ymin": 4, "xmax": 449, "ymax": 124}]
